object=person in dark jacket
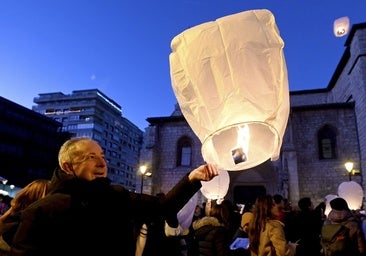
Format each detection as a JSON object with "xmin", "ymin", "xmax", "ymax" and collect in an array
[
  {"xmin": 191, "ymin": 200, "xmax": 231, "ymax": 256},
  {"xmin": 9, "ymin": 137, "xmax": 219, "ymax": 256},
  {"xmin": 294, "ymin": 197, "xmax": 325, "ymax": 256}
]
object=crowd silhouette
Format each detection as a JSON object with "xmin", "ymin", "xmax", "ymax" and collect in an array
[
  {"xmin": 1, "ymin": 137, "xmax": 366, "ymax": 256},
  {"xmin": 140, "ymin": 193, "xmax": 366, "ymax": 256}
]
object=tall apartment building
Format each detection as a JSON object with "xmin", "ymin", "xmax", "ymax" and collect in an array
[{"xmin": 32, "ymin": 89, "xmax": 143, "ymax": 191}]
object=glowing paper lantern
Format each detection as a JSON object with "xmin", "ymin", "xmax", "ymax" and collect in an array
[
  {"xmin": 169, "ymin": 9, "xmax": 290, "ymax": 171},
  {"xmin": 338, "ymin": 181, "xmax": 363, "ymax": 210},
  {"xmin": 200, "ymin": 170, "xmax": 230, "ymax": 200},
  {"xmin": 177, "ymin": 192, "xmax": 198, "ymax": 230},
  {"xmin": 333, "ymin": 16, "xmax": 350, "ymax": 37},
  {"xmin": 324, "ymin": 194, "xmax": 338, "ymax": 216}
]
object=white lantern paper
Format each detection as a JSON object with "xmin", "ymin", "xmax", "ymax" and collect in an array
[
  {"xmin": 177, "ymin": 192, "xmax": 198, "ymax": 231},
  {"xmin": 200, "ymin": 170, "xmax": 230, "ymax": 200},
  {"xmin": 333, "ymin": 16, "xmax": 350, "ymax": 37},
  {"xmin": 169, "ymin": 9, "xmax": 290, "ymax": 171},
  {"xmin": 324, "ymin": 194, "xmax": 338, "ymax": 216},
  {"xmin": 338, "ymin": 181, "xmax": 363, "ymax": 210}
]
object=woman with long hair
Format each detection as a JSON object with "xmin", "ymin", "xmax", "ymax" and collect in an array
[
  {"xmin": 248, "ymin": 194, "xmax": 297, "ymax": 256},
  {"xmin": 0, "ymin": 179, "xmax": 50, "ymax": 254}
]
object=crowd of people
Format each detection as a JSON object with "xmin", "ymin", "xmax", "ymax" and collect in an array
[
  {"xmin": 160, "ymin": 193, "xmax": 366, "ymax": 256},
  {"xmin": 1, "ymin": 136, "xmax": 366, "ymax": 256},
  {"xmin": 141, "ymin": 193, "xmax": 366, "ymax": 256}
]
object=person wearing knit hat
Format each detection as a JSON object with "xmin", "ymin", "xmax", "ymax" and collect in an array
[
  {"xmin": 321, "ymin": 196, "xmax": 366, "ymax": 255},
  {"xmin": 330, "ymin": 197, "xmax": 349, "ymax": 211},
  {"xmin": 327, "ymin": 197, "xmax": 353, "ymax": 224},
  {"xmin": 295, "ymin": 197, "xmax": 325, "ymax": 256}
]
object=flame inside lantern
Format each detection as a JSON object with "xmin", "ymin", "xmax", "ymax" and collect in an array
[{"xmin": 231, "ymin": 125, "xmax": 250, "ymax": 164}]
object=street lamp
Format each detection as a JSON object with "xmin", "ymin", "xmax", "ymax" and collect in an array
[
  {"xmin": 139, "ymin": 165, "xmax": 152, "ymax": 194},
  {"xmin": 2, "ymin": 179, "xmax": 8, "ymax": 191},
  {"xmin": 345, "ymin": 161, "xmax": 354, "ymax": 181},
  {"xmin": 9, "ymin": 185, "xmax": 14, "ymax": 197}
]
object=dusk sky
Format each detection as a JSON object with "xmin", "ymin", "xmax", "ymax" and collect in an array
[{"xmin": 1, "ymin": 0, "xmax": 365, "ymax": 130}]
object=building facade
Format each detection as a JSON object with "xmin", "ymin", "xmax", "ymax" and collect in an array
[
  {"xmin": 141, "ymin": 23, "xmax": 366, "ymax": 207},
  {"xmin": 0, "ymin": 96, "xmax": 70, "ymax": 189},
  {"xmin": 32, "ymin": 89, "xmax": 143, "ymax": 191}
]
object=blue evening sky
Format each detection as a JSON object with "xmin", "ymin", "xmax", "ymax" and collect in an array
[{"xmin": 0, "ymin": 0, "xmax": 365, "ymax": 130}]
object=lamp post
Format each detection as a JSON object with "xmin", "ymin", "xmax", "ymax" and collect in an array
[
  {"xmin": 139, "ymin": 165, "xmax": 152, "ymax": 194},
  {"xmin": 9, "ymin": 185, "xmax": 14, "ymax": 197},
  {"xmin": 2, "ymin": 179, "xmax": 7, "ymax": 191},
  {"xmin": 345, "ymin": 161, "xmax": 354, "ymax": 181},
  {"xmin": 139, "ymin": 165, "xmax": 147, "ymax": 194}
]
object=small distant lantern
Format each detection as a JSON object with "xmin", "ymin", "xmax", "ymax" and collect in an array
[
  {"xmin": 333, "ymin": 16, "xmax": 350, "ymax": 37},
  {"xmin": 169, "ymin": 9, "xmax": 290, "ymax": 171}
]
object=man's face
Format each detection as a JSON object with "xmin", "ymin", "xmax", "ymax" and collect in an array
[{"xmin": 70, "ymin": 140, "xmax": 108, "ymax": 181}]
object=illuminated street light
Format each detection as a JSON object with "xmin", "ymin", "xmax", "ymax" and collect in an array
[
  {"xmin": 140, "ymin": 165, "xmax": 148, "ymax": 175},
  {"xmin": 345, "ymin": 161, "xmax": 354, "ymax": 181},
  {"xmin": 9, "ymin": 184, "xmax": 15, "ymax": 197},
  {"xmin": 2, "ymin": 179, "xmax": 8, "ymax": 190},
  {"xmin": 139, "ymin": 165, "xmax": 152, "ymax": 194}
]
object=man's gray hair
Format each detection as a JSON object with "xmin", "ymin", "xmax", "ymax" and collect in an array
[{"xmin": 58, "ymin": 137, "xmax": 93, "ymax": 170}]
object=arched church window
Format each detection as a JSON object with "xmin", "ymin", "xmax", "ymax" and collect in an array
[
  {"xmin": 177, "ymin": 137, "xmax": 192, "ymax": 167},
  {"xmin": 318, "ymin": 125, "xmax": 337, "ymax": 159}
]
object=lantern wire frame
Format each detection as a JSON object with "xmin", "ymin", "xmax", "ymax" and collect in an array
[{"xmin": 202, "ymin": 121, "xmax": 279, "ymax": 171}]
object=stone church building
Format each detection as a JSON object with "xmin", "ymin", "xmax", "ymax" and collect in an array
[{"xmin": 139, "ymin": 22, "xmax": 366, "ymax": 207}]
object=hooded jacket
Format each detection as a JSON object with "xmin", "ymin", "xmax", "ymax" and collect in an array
[
  {"xmin": 10, "ymin": 168, "xmax": 201, "ymax": 256},
  {"xmin": 324, "ymin": 209, "xmax": 366, "ymax": 256},
  {"xmin": 251, "ymin": 219, "xmax": 296, "ymax": 256},
  {"xmin": 192, "ymin": 216, "xmax": 230, "ymax": 256}
]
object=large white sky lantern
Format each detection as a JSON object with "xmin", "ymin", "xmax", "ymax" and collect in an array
[
  {"xmin": 338, "ymin": 181, "xmax": 363, "ymax": 210},
  {"xmin": 200, "ymin": 170, "xmax": 230, "ymax": 200},
  {"xmin": 169, "ymin": 9, "xmax": 290, "ymax": 171},
  {"xmin": 333, "ymin": 16, "xmax": 350, "ymax": 37}
]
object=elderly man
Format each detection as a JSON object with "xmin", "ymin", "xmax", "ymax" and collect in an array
[{"xmin": 10, "ymin": 137, "xmax": 218, "ymax": 256}]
